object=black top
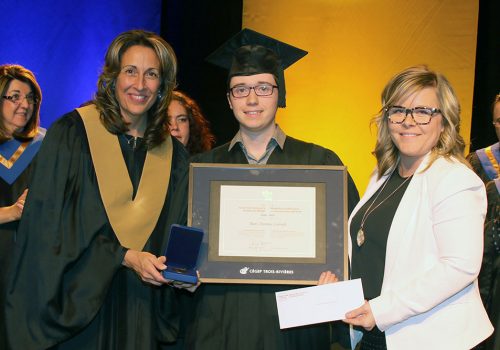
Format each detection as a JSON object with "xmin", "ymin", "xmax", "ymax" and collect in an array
[
  {"xmin": 5, "ymin": 111, "xmax": 189, "ymax": 349},
  {"xmin": 118, "ymin": 134, "xmax": 146, "ymax": 199},
  {"xmin": 350, "ymin": 170, "xmax": 412, "ymax": 300}
]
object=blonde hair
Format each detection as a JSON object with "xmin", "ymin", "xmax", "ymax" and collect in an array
[
  {"xmin": 372, "ymin": 65, "xmax": 466, "ymax": 178},
  {"xmin": 94, "ymin": 30, "xmax": 177, "ymax": 149}
]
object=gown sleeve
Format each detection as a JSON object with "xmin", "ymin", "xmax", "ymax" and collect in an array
[
  {"xmin": 318, "ymin": 146, "xmax": 360, "ymax": 215},
  {"xmin": 5, "ymin": 113, "xmax": 127, "ymax": 349}
]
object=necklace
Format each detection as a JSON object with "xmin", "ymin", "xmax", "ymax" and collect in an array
[
  {"xmin": 356, "ymin": 171, "xmax": 413, "ymax": 247},
  {"xmin": 122, "ymin": 134, "xmax": 139, "ymax": 150}
]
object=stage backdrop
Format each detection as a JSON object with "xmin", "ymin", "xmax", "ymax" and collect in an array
[
  {"xmin": 243, "ymin": 0, "xmax": 479, "ymax": 192},
  {"xmin": 0, "ymin": 0, "xmax": 161, "ymax": 128}
]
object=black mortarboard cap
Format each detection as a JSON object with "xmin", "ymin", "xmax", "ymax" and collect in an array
[{"xmin": 206, "ymin": 28, "xmax": 308, "ymax": 108}]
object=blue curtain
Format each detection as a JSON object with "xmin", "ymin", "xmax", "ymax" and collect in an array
[{"xmin": 0, "ymin": 0, "xmax": 161, "ymax": 127}]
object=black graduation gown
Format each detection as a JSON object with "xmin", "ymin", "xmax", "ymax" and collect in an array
[
  {"xmin": 182, "ymin": 137, "xmax": 359, "ymax": 350},
  {"xmin": 0, "ymin": 141, "xmax": 40, "ymax": 350},
  {"xmin": 478, "ymin": 181, "xmax": 500, "ymax": 350},
  {"xmin": 5, "ymin": 111, "xmax": 189, "ymax": 349}
]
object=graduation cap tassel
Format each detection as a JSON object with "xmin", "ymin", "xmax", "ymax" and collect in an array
[{"xmin": 277, "ymin": 68, "xmax": 286, "ymax": 108}]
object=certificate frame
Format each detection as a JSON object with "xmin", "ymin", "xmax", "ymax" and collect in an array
[{"xmin": 188, "ymin": 163, "xmax": 348, "ymax": 285}]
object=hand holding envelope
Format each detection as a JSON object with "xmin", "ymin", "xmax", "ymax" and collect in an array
[
  {"xmin": 275, "ymin": 278, "xmax": 365, "ymax": 329},
  {"xmin": 316, "ymin": 271, "xmax": 375, "ymax": 331},
  {"xmin": 343, "ymin": 300, "xmax": 376, "ymax": 331}
]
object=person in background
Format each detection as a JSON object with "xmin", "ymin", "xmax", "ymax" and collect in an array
[
  {"xmin": 0, "ymin": 64, "xmax": 44, "ymax": 349},
  {"xmin": 319, "ymin": 65, "xmax": 493, "ymax": 349},
  {"xmin": 478, "ymin": 178, "xmax": 499, "ymax": 350},
  {"xmin": 185, "ymin": 28, "xmax": 359, "ymax": 350},
  {"xmin": 5, "ymin": 30, "xmax": 190, "ymax": 349},
  {"xmin": 467, "ymin": 94, "xmax": 500, "ymax": 350},
  {"xmin": 167, "ymin": 90, "xmax": 215, "ymax": 155},
  {"xmin": 467, "ymin": 93, "xmax": 500, "ymax": 184}
]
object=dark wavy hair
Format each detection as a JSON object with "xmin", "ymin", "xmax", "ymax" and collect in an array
[
  {"xmin": 170, "ymin": 90, "xmax": 215, "ymax": 154},
  {"xmin": 0, "ymin": 64, "xmax": 42, "ymax": 143},
  {"xmin": 94, "ymin": 30, "xmax": 177, "ymax": 149}
]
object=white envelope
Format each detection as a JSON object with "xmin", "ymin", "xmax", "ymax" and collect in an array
[{"xmin": 275, "ymin": 279, "xmax": 364, "ymax": 329}]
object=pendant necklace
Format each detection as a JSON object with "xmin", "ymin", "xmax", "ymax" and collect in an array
[{"xmin": 356, "ymin": 171, "xmax": 413, "ymax": 247}]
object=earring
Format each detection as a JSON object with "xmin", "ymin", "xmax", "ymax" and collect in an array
[{"xmin": 158, "ymin": 91, "xmax": 163, "ymax": 99}]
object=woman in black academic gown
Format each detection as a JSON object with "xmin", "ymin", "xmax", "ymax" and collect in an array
[
  {"xmin": 5, "ymin": 30, "xmax": 189, "ymax": 349},
  {"xmin": 0, "ymin": 64, "xmax": 44, "ymax": 350}
]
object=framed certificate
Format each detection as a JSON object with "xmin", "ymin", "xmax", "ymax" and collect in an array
[{"xmin": 188, "ymin": 164, "xmax": 348, "ymax": 285}]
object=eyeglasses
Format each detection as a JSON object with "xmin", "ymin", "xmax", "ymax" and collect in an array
[
  {"xmin": 385, "ymin": 106, "xmax": 441, "ymax": 125},
  {"xmin": 2, "ymin": 93, "xmax": 38, "ymax": 105},
  {"xmin": 229, "ymin": 84, "xmax": 278, "ymax": 98}
]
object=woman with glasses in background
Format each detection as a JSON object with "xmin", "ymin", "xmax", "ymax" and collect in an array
[
  {"xmin": 0, "ymin": 64, "xmax": 44, "ymax": 349},
  {"xmin": 319, "ymin": 65, "xmax": 492, "ymax": 349}
]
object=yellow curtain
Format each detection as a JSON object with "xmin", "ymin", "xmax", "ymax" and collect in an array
[{"xmin": 243, "ymin": 0, "xmax": 478, "ymax": 193}]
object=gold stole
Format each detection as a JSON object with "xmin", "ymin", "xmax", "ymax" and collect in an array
[
  {"xmin": 0, "ymin": 142, "xmax": 29, "ymax": 168},
  {"xmin": 77, "ymin": 105, "xmax": 172, "ymax": 251}
]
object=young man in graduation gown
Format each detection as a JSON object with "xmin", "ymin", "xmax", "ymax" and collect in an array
[{"xmin": 184, "ymin": 29, "xmax": 360, "ymax": 350}]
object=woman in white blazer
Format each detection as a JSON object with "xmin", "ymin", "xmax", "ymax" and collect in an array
[{"xmin": 320, "ymin": 66, "xmax": 493, "ymax": 349}]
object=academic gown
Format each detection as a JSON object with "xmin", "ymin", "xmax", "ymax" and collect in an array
[
  {"xmin": 467, "ymin": 144, "xmax": 500, "ymax": 184},
  {"xmin": 5, "ymin": 111, "xmax": 189, "ymax": 350},
  {"xmin": 182, "ymin": 137, "xmax": 359, "ymax": 350},
  {"xmin": 0, "ymin": 131, "xmax": 44, "ymax": 349},
  {"xmin": 479, "ymin": 180, "xmax": 500, "ymax": 350}
]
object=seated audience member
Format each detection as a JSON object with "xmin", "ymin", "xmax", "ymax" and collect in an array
[
  {"xmin": 167, "ymin": 90, "xmax": 215, "ymax": 155},
  {"xmin": 319, "ymin": 65, "xmax": 493, "ymax": 349}
]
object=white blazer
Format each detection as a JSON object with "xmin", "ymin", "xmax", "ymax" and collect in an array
[{"xmin": 349, "ymin": 154, "xmax": 493, "ymax": 350}]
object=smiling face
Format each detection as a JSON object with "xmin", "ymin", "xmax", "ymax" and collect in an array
[
  {"xmin": 167, "ymin": 99, "xmax": 190, "ymax": 146},
  {"xmin": 115, "ymin": 45, "xmax": 161, "ymax": 124},
  {"xmin": 389, "ymin": 87, "xmax": 444, "ymax": 171},
  {"xmin": 227, "ymin": 73, "xmax": 278, "ymax": 135},
  {"xmin": 1, "ymin": 79, "xmax": 34, "ymax": 136}
]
